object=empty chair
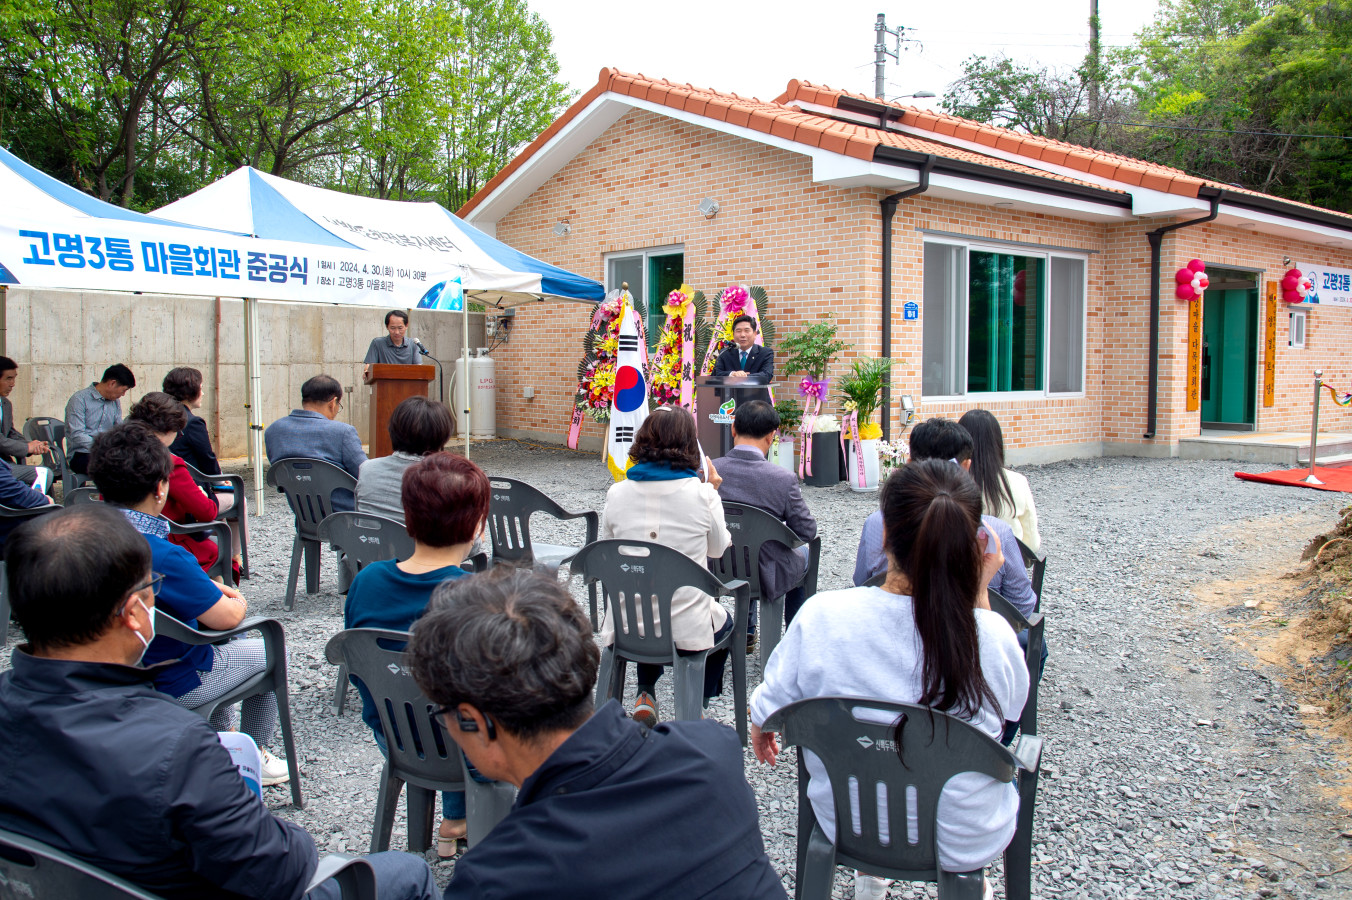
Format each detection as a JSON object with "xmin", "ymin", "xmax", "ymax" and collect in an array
[
  {"xmin": 266, "ymin": 458, "xmax": 358, "ymax": 610},
  {"xmin": 183, "ymin": 460, "xmax": 251, "ymax": 579},
  {"xmin": 155, "ymin": 612, "xmax": 303, "ymax": 808},
  {"xmin": 712, "ymin": 501, "xmax": 820, "ymax": 664},
  {"xmin": 761, "ymin": 697, "xmax": 1042, "ymax": 900},
  {"xmin": 0, "ymin": 826, "xmax": 380, "ymax": 900},
  {"xmin": 317, "ymin": 511, "xmax": 417, "ymax": 715},
  {"xmin": 572, "ymin": 539, "xmax": 750, "ymax": 743},
  {"xmin": 23, "ymin": 416, "xmax": 85, "ymax": 492},
  {"xmin": 485, "ymin": 477, "xmax": 600, "ymax": 627},
  {"xmin": 324, "ymin": 628, "xmax": 516, "ymax": 853}
]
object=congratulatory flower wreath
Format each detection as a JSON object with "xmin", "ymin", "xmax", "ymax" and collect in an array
[
  {"xmin": 699, "ymin": 284, "xmax": 777, "ymax": 375},
  {"xmin": 573, "ymin": 291, "xmax": 639, "ymax": 424},
  {"xmin": 650, "ymin": 284, "xmax": 714, "ymax": 408}
]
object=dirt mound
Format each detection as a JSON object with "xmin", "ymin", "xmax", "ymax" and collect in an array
[{"xmin": 1303, "ymin": 504, "xmax": 1352, "ymax": 572}]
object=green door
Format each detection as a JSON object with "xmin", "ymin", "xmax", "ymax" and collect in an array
[{"xmin": 1200, "ymin": 285, "xmax": 1258, "ymax": 427}]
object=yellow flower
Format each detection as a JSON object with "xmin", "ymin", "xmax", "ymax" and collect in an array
[{"xmin": 858, "ymin": 422, "xmax": 883, "ymax": 440}]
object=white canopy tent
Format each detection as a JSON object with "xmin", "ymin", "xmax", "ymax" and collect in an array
[{"xmin": 0, "ymin": 149, "xmax": 603, "ymax": 509}]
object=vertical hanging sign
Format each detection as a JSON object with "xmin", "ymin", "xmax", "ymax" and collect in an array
[
  {"xmin": 1187, "ymin": 300, "xmax": 1202, "ymax": 412},
  {"xmin": 1264, "ymin": 281, "xmax": 1278, "ymax": 407}
]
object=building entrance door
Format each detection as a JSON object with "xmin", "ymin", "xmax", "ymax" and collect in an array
[{"xmin": 1200, "ymin": 272, "xmax": 1259, "ymax": 430}]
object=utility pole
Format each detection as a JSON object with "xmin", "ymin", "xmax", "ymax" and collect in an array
[
  {"xmin": 874, "ymin": 13, "xmax": 902, "ymax": 100},
  {"xmin": 1088, "ymin": 0, "xmax": 1101, "ymax": 117}
]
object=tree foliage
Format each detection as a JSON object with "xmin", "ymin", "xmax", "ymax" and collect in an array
[{"xmin": 0, "ymin": 0, "xmax": 571, "ymax": 209}]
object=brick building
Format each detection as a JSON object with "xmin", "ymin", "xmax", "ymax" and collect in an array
[{"xmin": 459, "ymin": 69, "xmax": 1352, "ymax": 462}]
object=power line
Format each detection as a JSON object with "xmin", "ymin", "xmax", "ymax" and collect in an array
[{"xmin": 1099, "ymin": 120, "xmax": 1352, "ymax": 142}]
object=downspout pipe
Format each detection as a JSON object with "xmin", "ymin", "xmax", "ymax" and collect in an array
[
  {"xmin": 1144, "ymin": 187, "xmax": 1221, "ymax": 439},
  {"xmin": 880, "ymin": 154, "xmax": 936, "ymax": 440}
]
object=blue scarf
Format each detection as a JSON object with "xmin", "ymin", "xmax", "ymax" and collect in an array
[{"xmin": 625, "ymin": 461, "xmax": 698, "ymax": 481}]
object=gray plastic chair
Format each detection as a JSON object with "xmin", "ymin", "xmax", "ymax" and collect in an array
[
  {"xmin": 266, "ymin": 458, "xmax": 358, "ymax": 610},
  {"xmin": 761, "ymin": 697, "xmax": 1043, "ymax": 900},
  {"xmin": 182, "ymin": 461, "xmax": 250, "ymax": 579},
  {"xmin": 1015, "ymin": 538, "xmax": 1046, "ymax": 609},
  {"xmin": 316, "ymin": 512, "xmax": 417, "ymax": 715},
  {"xmin": 323, "ymin": 628, "xmax": 517, "ymax": 853},
  {"xmin": 987, "ymin": 588, "xmax": 1045, "ymax": 738},
  {"xmin": 0, "ymin": 502, "xmax": 60, "ymax": 644},
  {"xmin": 23, "ymin": 416, "xmax": 85, "ymax": 492},
  {"xmin": 572, "ymin": 539, "xmax": 751, "ymax": 744},
  {"xmin": 167, "ymin": 520, "xmax": 234, "ymax": 585},
  {"xmin": 712, "ymin": 501, "xmax": 820, "ymax": 664},
  {"xmin": 0, "ymin": 826, "xmax": 377, "ymax": 899},
  {"xmin": 485, "ymin": 477, "xmax": 601, "ymax": 628},
  {"xmin": 155, "ymin": 612, "xmax": 303, "ymax": 809},
  {"xmin": 60, "ymin": 486, "xmax": 101, "ymax": 506}
]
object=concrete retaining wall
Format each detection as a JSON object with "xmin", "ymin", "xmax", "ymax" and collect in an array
[{"xmin": 0, "ymin": 287, "xmax": 486, "ymax": 458}]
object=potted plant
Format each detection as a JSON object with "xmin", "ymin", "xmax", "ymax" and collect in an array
[
  {"xmin": 770, "ymin": 397, "xmax": 802, "ymax": 473},
  {"xmin": 780, "ymin": 316, "xmax": 852, "ymax": 486},
  {"xmin": 837, "ymin": 356, "xmax": 895, "ymax": 491}
]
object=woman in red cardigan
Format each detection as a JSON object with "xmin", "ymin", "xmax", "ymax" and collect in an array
[{"xmin": 127, "ymin": 392, "xmax": 230, "ymax": 581}]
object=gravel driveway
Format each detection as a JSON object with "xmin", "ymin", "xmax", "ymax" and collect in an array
[{"xmin": 5, "ymin": 443, "xmax": 1350, "ymax": 899}]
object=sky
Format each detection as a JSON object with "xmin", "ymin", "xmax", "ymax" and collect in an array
[{"xmin": 529, "ymin": 0, "xmax": 1165, "ymax": 110}]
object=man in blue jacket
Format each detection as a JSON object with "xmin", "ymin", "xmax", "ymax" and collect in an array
[
  {"xmin": 0, "ymin": 504, "xmax": 436, "ymax": 900},
  {"xmin": 0, "ymin": 456, "xmax": 54, "ymax": 548},
  {"xmin": 265, "ymin": 373, "xmax": 367, "ymax": 510},
  {"xmin": 405, "ymin": 566, "xmax": 788, "ymax": 900}
]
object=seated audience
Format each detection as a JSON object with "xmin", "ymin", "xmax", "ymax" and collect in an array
[
  {"xmin": 959, "ymin": 409, "xmax": 1041, "ymax": 554},
  {"xmin": 0, "ymin": 457, "xmax": 55, "ymax": 548},
  {"xmin": 853, "ymin": 417, "xmax": 1037, "ymax": 617},
  {"xmin": 711, "ymin": 399, "xmax": 817, "ymax": 651},
  {"xmin": 345, "ymin": 451, "xmax": 489, "ymax": 856},
  {"xmin": 64, "ymin": 363, "xmax": 135, "ymax": 473},
  {"xmin": 0, "ymin": 355, "xmax": 54, "ymax": 492},
  {"xmin": 128, "ymin": 392, "xmax": 238, "ymax": 580},
  {"xmin": 600, "ymin": 407, "xmax": 732, "ymax": 726},
  {"xmin": 0, "ymin": 503, "xmax": 437, "ymax": 900},
  {"xmin": 265, "ymin": 374, "xmax": 367, "ymax": 511},
  {"xmin": 405, "ymin": 566, "xmax": 787, "ymax": 899},
  {"xmin": 355, "ymin": 395, "xmax": 453, "ymax": 523},
  {"xmin": 88, "ymin": 422, "xmax": 287, "ymax": 785},
  {"xmin": 752, "ymin": 459, "xmax": 1028, "ymax": 899},
  {"xmin": 163, "ymin": 366, "xmax": 221, "ymax": 475}
]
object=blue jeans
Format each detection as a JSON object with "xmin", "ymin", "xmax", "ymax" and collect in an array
[
  {"xmin": 635, "ymin": 614, "xmax": 734, "ymax": 700},
  {"xmin": 371, "ymin": 728, "xmax": 492, "ymax": 820},
  {"xmin": 304, "ymin": 850, "xmax": 436, "ymax": 900}
]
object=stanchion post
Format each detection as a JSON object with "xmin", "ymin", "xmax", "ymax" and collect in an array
[{"xmin": 1304, "ymin": 369, "xmax": 1324, "ymax": 485}]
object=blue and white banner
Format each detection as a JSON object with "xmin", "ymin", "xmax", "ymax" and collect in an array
[
  {"xmin": 1294, "ymin": 262, "xmax": 1352, "ymax": 308},
  {"xmin": 606, "ymin": 292, "xmax": 649, "ymax": 481}
]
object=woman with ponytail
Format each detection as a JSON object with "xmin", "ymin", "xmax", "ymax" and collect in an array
[
  {"xmin": 749, "ymin": 459, "xmax": 1027, "ymax": 897},
  {"xmin": 958, "ymin": 408, "xmax": 1040, "ymax": 553}
]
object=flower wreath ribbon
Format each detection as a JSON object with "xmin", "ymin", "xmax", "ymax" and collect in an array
[
  {"xmin": 663, "ymin": 285, "xmax": 697, "ymax": 409},
  {"xmin": 838, "ymin": 409, "xmax": 868, "ymax": 489},
  {"xmin": 797, "ymin": 376, "xmax": 828, "ymax": 479}
]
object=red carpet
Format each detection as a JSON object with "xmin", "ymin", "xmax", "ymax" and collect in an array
[{"xmin": 1235, "ymin": 465, "xmax": 1352, "ymax": 492}]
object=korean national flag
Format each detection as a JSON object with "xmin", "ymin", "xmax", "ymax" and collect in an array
[{"xmin": 607, "ymin": 294, "xmax": 649, "ymax": 481}]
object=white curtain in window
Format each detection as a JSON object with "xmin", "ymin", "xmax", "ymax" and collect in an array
[
  {"xmin": 1047, "ymin": 256, "xmax": 1085, "ymax": 393},
  {"xmin": 922, "ymin": 243, "xmax": 967, "ymax": 396}
]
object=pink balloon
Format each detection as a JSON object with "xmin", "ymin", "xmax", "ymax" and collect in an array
[
  {"xmin": 1282, "ymin": 274, "xmax": 1300, "ymax": 291},
  {"xmin": 1176, "ymin": 285, "xmax": 1196, "ymax": 301},
  {"xmin": 1175, "ymin": 268, "xmax": 1193, "ymax": 284},
  {"xmin": 1188, "ymin": 258, "xmax": 1206, "ymax": 273},
  {"xmin": 1283, "ymin": 290, "xmax": 1303, "ymax": 303}
]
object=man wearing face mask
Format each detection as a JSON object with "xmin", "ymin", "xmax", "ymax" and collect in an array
[{"xmin": 0, "ymin": 503, "xmax": 439, "ymax": 900}]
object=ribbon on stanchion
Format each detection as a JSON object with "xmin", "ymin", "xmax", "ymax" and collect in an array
[
  {"xmin": 1323, "ymin": 383, "xmax": 1352, "ymax": 407},
  {"xmin": 839, "ymin": 410, "xmax": 867, "ymax": 489}
]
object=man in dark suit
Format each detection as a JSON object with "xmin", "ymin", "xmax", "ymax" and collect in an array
[
  {"xmin": 711, "ymin": 400, "xmax": 817, "ymax": 653},
  {"xmin": 712, "ymin": 315, "xmax": 774, "ymax": 383},
  {"xmin": 0, "ymin": 356, "xmax": 53, "ymax": 492}
]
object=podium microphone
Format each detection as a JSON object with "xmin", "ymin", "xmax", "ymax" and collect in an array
[{"xmin": 414, "ymin": 340, "xmax": 445, "ymax": 406}]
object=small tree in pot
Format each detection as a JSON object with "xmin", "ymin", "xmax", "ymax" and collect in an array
[
  {"xmin": 837, "ymin": 356, "xmax": 895, "ymax": 491},
  {"xmin": 779, "ymin": 315, "xmax": 852, "ymax": 486}
]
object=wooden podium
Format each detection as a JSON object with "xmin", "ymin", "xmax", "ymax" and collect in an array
[{"xmin": 367, "ymin": 364, "xmax": 435, "ymax": 458}]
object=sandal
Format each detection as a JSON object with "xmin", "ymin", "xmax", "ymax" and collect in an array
[{"xmin": 437, "ymin": 820, "xmax": 468, "ymax": 858}]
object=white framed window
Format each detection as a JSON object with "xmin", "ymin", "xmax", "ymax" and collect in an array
[
  {"xmin": 921, "ymin": 239, "xmax": 1087, "ymax": 399},
  {"xmin": 604, "ymin": 245, "xmax": 684, "ymax": 350},
  {"xmin": 1289, "ymin": 309, "xmax": 1307, "ymax": 349}
]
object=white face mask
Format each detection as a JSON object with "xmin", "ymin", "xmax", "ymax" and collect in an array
[{"xmin": 134, "ymin": 597, "xmax": 157, "ymax": 665}]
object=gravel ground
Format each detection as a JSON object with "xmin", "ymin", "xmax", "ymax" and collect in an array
[{"xmin": 6, "ymin": 441, "xmax": 1352, "ymax": 898}]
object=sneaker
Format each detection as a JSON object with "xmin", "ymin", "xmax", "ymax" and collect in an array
[
  {"xmin": 632, "ymin": 692, "xmax": 659, "ymax": 729},
  {"xmin": 746, "ymin": 632, "xmax": 757, "ymax": 655},
  {"xmin": 982, "ymin": 877, "xmax": 993, "ymax": 900},
  {"xmin": 259, "ymin": 749, "xmax": 291, "ymax": 786},
  {"xmin": 853, "ymin": 871, "xmax": 888, "ymax": 900}
]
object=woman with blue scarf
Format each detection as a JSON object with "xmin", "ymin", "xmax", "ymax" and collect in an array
[{"xmin": 599, "ymin": 407, "xmax": 733, "ymax": 728}]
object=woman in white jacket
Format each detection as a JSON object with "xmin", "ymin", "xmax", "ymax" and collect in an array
[
  {"xmin": 959, "ymin": 409, "xmax": 1040, "ymax": 554},
  {"xmin": 600, "ymin": 407, "xmax": 732, "ymax": 727},
  {"xmin": 749, "ymin": 459, "xmax": 1028, "ymax": 899}
]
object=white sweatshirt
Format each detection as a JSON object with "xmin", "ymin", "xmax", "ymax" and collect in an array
[{"xmin": 749, "ymin": 586, "xmax": 1029, "ymax": 872}]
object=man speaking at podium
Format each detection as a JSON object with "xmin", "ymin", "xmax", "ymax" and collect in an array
[
  {"xmin": 713, "ymin": 314, "xmax": 773, "ymax": 403},
  {"xmin": 363, "ymin": 310, "xmax": 428, "ymax": 381}
]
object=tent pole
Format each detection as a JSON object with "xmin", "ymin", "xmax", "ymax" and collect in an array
[
  {"xmin": 463, "ymin": 293, "xmax": 470, "ymax": 459},
  {"xmin": 243, "ymin": 296, "xmax": 265, "ymax": 513}
]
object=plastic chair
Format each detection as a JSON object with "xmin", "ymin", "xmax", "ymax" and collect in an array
[
  {"xmin": 761, "ymin": 697, "xmax": 1043, "ymax": 900},
  {"xmin": 155, "ymin": 612, "xmax": 303, "ymax": 808},
  {"xmin": 167, "ymin": 520, "xmax": 234, "ymax": 585},
  {"xmin": 987, "ymin": 589, "xmax": 1045, "ymax": 739},
  {"xmin": 316, "ymin": 512, "xmax": 416, "ymax": 715},
  {"xmin": 0, "ymin": 502, "xmax": 60, "ymax": 644},
  {"xmin": 572, "ymin": 539, "xmax": 751, "ymax": 744},
  {"xmin": 711, "ymin": 501, "xmax": 820, "ymax": 664},
  {"xmin": 61, "ymin": 486, "xmax": 102, "ymax": 506},
  {"xmin": 485, "ymin": 477, "xmax": 600, "ymax": 628},
  {"xmin": 22, "ymin": 416, "xmax": 85, "ymax": 492},
  {"xmin": 266, "ymin": 458, "xmax": 358, "ymax": 610},
  {"xmin": 183, "ymin": 461, "xmax": 250, "ymax": 579},
  {"xmin": 0, "ymin": 826, "xmax": 377, "ymax": 899},
  {"xmin": 1016, "ymin": 538, "xmax": 1046, "ymax": 610},
  {"xmin": 323, "ymin": 628, "xmax": 517, "ymax": 853}
]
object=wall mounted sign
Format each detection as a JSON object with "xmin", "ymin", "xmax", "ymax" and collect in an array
[
  {"xmin": 1292, "ymin": 262, "xmax": 1352, "ymax": 307},
  {"xmin": 1264, "ymin": 281, "xmax": 1277, "ymax": 407},
  {"xmin": 903, "ymin": 301, "xmax": 919, "ymax": 321},
  {"xmin": 1187, "ymin": 298, "xmax": 1202, "ymax": 412}
]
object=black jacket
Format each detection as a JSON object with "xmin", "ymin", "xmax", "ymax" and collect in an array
[
  {"xmin": 169, "ymin": 404, "xmax": 221, "ymax": 475},
  {"xmin": 0, "ymin": 649, "xmax": 317, "ymax": 899},
  {"xmin": 712, "ymin": 344, "xmax": 775, "ymax": 382},
  {"xmin": 444, "ymin": 701, "xmax": 786, "ymax": 899}
]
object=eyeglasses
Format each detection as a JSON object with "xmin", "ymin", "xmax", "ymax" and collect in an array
[
  {"xmin": 431, "ymin": 704, "xmax": 497, "ymax": 740},
  {"xmin": 133, "ymin": 572, "xmax": 164, "ymax": 598}
]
